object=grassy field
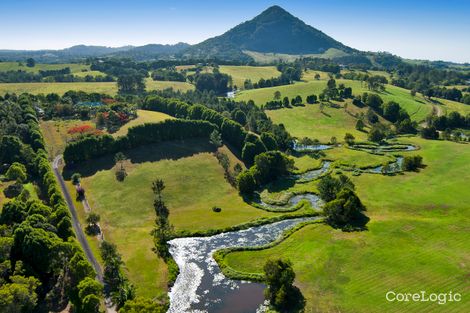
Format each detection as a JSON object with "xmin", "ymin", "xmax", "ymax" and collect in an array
[
  {"xmin": 324, "ymin": 146, "xmax": 394, "ymax": 168},
  {"xmin": 40, "ymin": 119, "xmax": 95, "ymax": 157},
  {"xmin": 218, "ymin": 65, "xmax": 280, "ymax": 89},
  {"xmin": 0, "ymin": 78, "xmax": 194, "ymax": 96},
  {"xmin": 68, "ymin": 139, "xmax": 293, "ymax": 298},
  {"xmin": 243, "ymin": 48, "xmax": 349, "ymax": 63},
  {"xmin": 224, "ymin": 137, "xmax": 470, "ymax": 312},
  {"xmin": 266, "ymin": 103, "xmax": 368, "ymax": 142},
  {"xmin": 236, "ymin": 79, "xmax": 469, "ymax": 122},
  {"xmin": 71, "ymin": 70, "xmax": 108, "ymax": 78},
  {"xmin": 112, "ymin": 109, "xmax": 173, "ymax": 137},
  {"xmin": 0, "ymin": 61, "xmax": 90, "ymax": 73}
]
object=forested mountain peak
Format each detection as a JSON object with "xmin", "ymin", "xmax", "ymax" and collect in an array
[{"xmin": 183, "ymin": 5, "xmax": 354, "ymax": 60}]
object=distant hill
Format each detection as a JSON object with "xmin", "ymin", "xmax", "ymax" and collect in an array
[
  {"xmin": 182, "ymin": 5, "xmax": 355, "ymax": 61},
  {"xmin": 0, "ymin": 43, "xmax": 189, "ymax": 63},
  {"xmin": 111, "ymin": 43, "xmax": 191, "ymax": 61}
]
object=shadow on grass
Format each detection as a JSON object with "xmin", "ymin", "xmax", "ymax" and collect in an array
[
  {"xmin": 63, "ymin": 138, "xmax": 217, "ymax": 179},
  {"xmin": 283, "ymin": 286, "xmax": 306, "ymax": 313}
]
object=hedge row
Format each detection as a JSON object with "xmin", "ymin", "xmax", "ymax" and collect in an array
[{"xmin": 63, "ymin": 119, "xmax": 216, "ymax": 164}]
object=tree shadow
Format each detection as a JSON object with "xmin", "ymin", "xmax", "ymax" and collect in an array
[
  {"xmin": 284, "ymin": 286, "xmax": 306, "ymax": 313},
  {"xmin": 265, "ymin": 177, "xmax": 297, "ymax": 194},
  {"xmin": 63, "ymin": 138, "xmax": 217, "ymax": 179}
]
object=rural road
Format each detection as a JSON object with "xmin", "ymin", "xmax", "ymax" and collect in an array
[{"xmin": 52, "ymin": 155, "xmax": 116, "ymax": 313}]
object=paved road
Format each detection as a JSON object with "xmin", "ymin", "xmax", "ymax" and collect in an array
[{"xmin": 53, "ymin": 155, "xmax": 116, "ymax": 312}]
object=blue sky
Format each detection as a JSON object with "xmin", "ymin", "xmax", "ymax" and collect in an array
[{"xmin": 1, "ymin": 0, "xmax": 469, "ymax": 62}]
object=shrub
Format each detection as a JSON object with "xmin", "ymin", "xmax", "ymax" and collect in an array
[
  {"xmin": 115, "ymin": 168, "xmax": 127, "ymax": 182},
  {"xmin": 402, "ymin": 155, "xmax": 423, "ymax": 171},
  {"xmin": 71, "ymin": 173, "xmax": 81, "ymax": 185}
]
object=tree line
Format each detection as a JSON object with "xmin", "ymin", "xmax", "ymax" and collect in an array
[
  {"xmin": 0, "ymin": 94, "xmax": 102, "ymax": 312},
  {"xmin": 145, "ymin": 90, "xmax": 293, "ymax": 151},
  {"xmin": 63, "ymin": 119, "xmax": 216, "ymax": 164},
  {"xmin": 0, "ymin": 68, "xmax": 114, "ymax": 83}
]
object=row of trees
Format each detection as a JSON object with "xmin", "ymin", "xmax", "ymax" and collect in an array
[
  {"xmin": 147, "ymin": 89, "xmax": 293, "ymax": 151},
  {"xmin": 0, "ymin": 69, "xmax": 114, "ymax": 83},
  {"xmin": 0, "ymin": 94, "xmax": 102, "ymax": 312},
  {"xmin": 426, "ymin": 111, "xmax": 470, "ymax": 130},
  {"xmin": 142, "ymin": 95, "xmax": 287, "ymax": 163},
  {"xmin": 64, "ymin": 119, "xmax": 216, "ymax": 164}
]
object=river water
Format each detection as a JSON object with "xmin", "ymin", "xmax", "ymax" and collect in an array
[{"xmin": 168, "ymin": 217, "xmax": 318, "ymax": 313}]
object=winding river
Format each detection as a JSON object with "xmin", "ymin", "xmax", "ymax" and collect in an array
[
  {"xmin": 168, "ymin": 217, "xmax": 318, "ymax": 313},
  {"xmin": 167, "ymin": 142, "xmax": 414, "ymax": 312}
]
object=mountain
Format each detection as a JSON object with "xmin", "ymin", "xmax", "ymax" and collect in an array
[
  {"xmin": 0, "ymin": 43, "xmax": 189, "ymax": 63},
  {"xmin": 183, "ymin": 5, "xmax": 354, "ymax": 61},
  {"xmin": 111, "ymin": 43, "xmax": 191, "ymax": 60}
]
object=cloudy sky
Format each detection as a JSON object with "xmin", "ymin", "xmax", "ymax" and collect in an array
[{"xmin": 1, "ymin": 0, "xmax": 469, "ymax": 63}]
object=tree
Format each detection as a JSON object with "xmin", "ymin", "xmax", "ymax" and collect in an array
[
  {"xmin": 71, "ymin": 173, "xmax": 81, "ymax": 185},
  {"xmin": 77, "ymin": 277, "xmax": 102, "ymax": 313},
  {"xmin": 344, "ymin": 133, "xmax": 355, "ymax": 145},
  {"xmin": 209, "ymin": 130, "xmax": 222, "ymax": 147},
  {"xmin": 85, "ymin": 212, "xmax": 101, "ymax": 236},
  {"xmin": 274, "ymin": 90, "xmax": 281, "ymax": 100},
  {"xmin": 420, "ymin": 126, "xmax": 439, "ymax": 139},
  {"xmin": 324, "ymin": 188, "xmax": 366, "ymax": 228},
  {"xmin": 6, "ymin": 162, "xmax": 27, "ymax": 183},
  {"xmin": 260, "ymin": 132, "xmax": 278, "ymax": 151},
  {"xmin": 366, "ymin": 108, "xmax": 379, "ymax": 124},
  {"xmin": 114, "ymin": 152, "xmax": 127, "ymax": 181},
  {"xmin": 382, "ymin": 101, "xmax": 401, "ymax": 123},
  {"xmin": 26, "ymin": 58, "xmax": 36, "ymax": 67},
  {"xmin": 237, "ymin": 170, "xmax": 257, "ymax": 194},
  {"xmin": 264, "ymin": 259, "xmax": 296, "ymax": 309},
  {"xmin": 306, "ymin": 94, "xmax": 317, "ymax": 104},
  {"xmin": 282, "ymin": 96, "xmax": 290, "ymax": 107},
  {"xmin": 402, "ymin": 155, "xmax": 423, "ymax": 171},
  {"xmin": 366, "ymin": 93, "xmax": 383, "ymax": 112},
  {"xmin": 368, "ymin": 126, "xmax": 385, "ymax": 142},
  {"xmin": 317, "ymin": 175, "xmax": 340, "ymax": 202},
  {"xmin": 318, "ymin": 174, "xmax": 355, "ymax": 202},
  {"xmin": 120, "ymin": 297, "xmax": 165, "ymax": 313},
  {"xmin": 355, "ymin": 119, "xmax": 365, "ymax": 131},
  {"xmin": 0, "ymin": 275, "xmax": 40, "ymax": 313},
  {"xmin": 117, "ymin": 73, "xmax": 145, "ymax": 94}
]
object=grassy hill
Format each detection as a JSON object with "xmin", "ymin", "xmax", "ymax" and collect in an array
[
  {"xmin": 224, "ymin": 137, "xmax": 470, "ymax": 312},
  {"xmin": 219, "ymin": 65, "xmax": 280, "ymax": 88},
  {"xmin": 236, "ymin": 78, "xmax": 470, "ymax": 122}
]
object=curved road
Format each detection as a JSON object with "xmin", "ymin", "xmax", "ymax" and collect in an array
[{"xmin": 53, "ymin": 155, "xmax": 116, "ymax": 312}]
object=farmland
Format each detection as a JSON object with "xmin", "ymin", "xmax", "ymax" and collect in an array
[
  {"xmin": 0, "ymin": 78, "xmax": 194, "ymax": 95},
  {"xmin": 223, "ymin": 137, "xmax": 470, "ymax": 312},
  {"xmin": 64, "ymin": 139, "xmax": 300, "ymax": 297},
  {"xmin": 0, "ymin": 61, "xmax": 91, "ymax": 73},
  {"xmin": 218, "ymin": 65, "xmax": 280, "ymax": 88},
  {"xmin": 111, "ymin": 109, "xmax": 173, "ymax": 137},
  {"xmin": 236, "ymin": 78, "xmax": 470, "ymax": 122}
]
